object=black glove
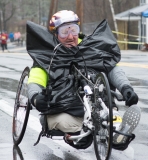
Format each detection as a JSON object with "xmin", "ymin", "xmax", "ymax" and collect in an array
[
  {"xmin": 121, "ymin": 85, "xmax": 138, "ymax": 107},
  {"xmin": 78, "ymin": 32, "xmax": 85, "ymax": 39},
  {"xmin": 31, "ymin": 93, "xmax": 49, "ymax": 112}
]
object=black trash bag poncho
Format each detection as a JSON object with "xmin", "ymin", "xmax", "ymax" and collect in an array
[{"xmin": 27, "ymin": 20, "xmax": 121, "ymax": 116}]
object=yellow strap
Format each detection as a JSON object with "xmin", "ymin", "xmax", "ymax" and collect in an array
[
  {"xmin": 113, "ymin": 116, "xmax": 122, "ymax": 123},
  {"xmin": 112, "ymin": 30, "xmax": 147, "ymax": 39},
  {"xmin": 117, "ymin": 40, "xmax": 144, "ymax": 45},
  {"xmin": 28, "ymin": 68, "xmax": 48, "ymax": 87},
  {"xmin": 78, "ymin": 38, "xmax": 82, "ymax": 44}
]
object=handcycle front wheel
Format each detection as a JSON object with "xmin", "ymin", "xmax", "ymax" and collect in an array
[
  {"xmin": 93, "ymin": 72, "xmax": 113, "ymax": 160},
  {"xmin": 12, "ymin": 67, "xmax": 30, "ymax": 145},
  {"xmin": 13, "ymin": 145, "xmax": 24, "ymax": 160}
]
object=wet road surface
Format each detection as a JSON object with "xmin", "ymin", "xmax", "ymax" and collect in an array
[{"xmin": 0, "ymin": 50, "xmax": 148, "ymax": 160}]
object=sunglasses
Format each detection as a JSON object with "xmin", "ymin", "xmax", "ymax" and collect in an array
[{"xmin": 57, "ymin": 24, "xmax": 80, "ymax": 38}]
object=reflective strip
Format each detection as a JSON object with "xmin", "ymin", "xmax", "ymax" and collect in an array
[
  {"xmin": 28, "ymin": 68, "xmax": 48, "ymax": 87},
  {"xmin": 78, "ymin": 38, "xmax": 82, "ymax": 44},
  {"xmin": 113, "ymin": 116, "xmax": 122, "ymax": 122}
]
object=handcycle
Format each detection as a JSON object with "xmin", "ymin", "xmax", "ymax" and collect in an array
[{"xmin": 12, "ymin": 46, "xmax": 135, "ymax": 160}]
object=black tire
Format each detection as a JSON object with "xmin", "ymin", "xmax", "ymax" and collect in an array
[
  {"xmin": 93, "ymin": 72, "xmax": 113, "ymax": 160},
  {"xmin": 13, "ymin": 145, "xmax": 24, "ymax": 160},
  {"xmin": 12, "ymin": 67, "xmax": 30, "ymax": 145}
]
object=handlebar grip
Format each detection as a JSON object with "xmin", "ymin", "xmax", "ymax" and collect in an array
[
  {"xmin": 42, "ymin": 86, "xmax": 52, "ymax": 109},
  {"xmin": 111, "ymin": 90, "xmax": 124, "ymax": 101},
  {"xmin": 42, "ymin": 86, "xmax": 52, "ymax": 97}
]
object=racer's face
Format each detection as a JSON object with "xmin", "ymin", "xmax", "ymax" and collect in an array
[{"xmin": 57, "ymin": 23, "xmax": 79, "ymax": 48}]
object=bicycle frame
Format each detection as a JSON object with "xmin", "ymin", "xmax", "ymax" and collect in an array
[
  {"xmin": 67, "ymin": 84, "xmax": 109, "ymax": 143},
  {"xmin": 68, "ymin": 93, "xmax": 92, "ymax": 142}
]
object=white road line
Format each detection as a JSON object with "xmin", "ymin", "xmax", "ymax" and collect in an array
[
  {"xmin": 118, "ymin": 62, "xmax": 148, "ymax": 69},
  {"xmin": 0, "ymin": 99, "xmax": 134, "ymax": 160},
  {"xmin": 0, "ymin": 99, "xmax": 96, "ymax": 159},
  {"xmin": 0, "ymin": 99, "xmax": 41, "ymax": 132}
]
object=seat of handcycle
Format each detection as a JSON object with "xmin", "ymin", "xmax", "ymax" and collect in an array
[
  {"xmin": 34, "ymin": 127, "xmax": 65, "ymax": 146},
  {"xmin": 34, "ymin": 113, "xmax": 81, "ymax": 145},
  {"xmin": 34, "ymin": 126, "xmax": 93, "ymax": 149},
  {"xmin": 34, "ymin": 114, "xmax": 93, "ymax": 149},
  {"xmin": 46, "ymin": 129, "xmax": 65, "ymax": 137}
]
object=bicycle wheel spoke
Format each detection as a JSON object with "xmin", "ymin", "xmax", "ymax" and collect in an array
[
  {"xmin": 93, "ymin": 72, "xmax": 113, "ymax": 160},
  {"xmin": 12, "ymin": 67, "xmax": 30, "ymax": 145},
  {"xmin": 15, "ymin": 107, "xmax": 27, "ymax": 136}
]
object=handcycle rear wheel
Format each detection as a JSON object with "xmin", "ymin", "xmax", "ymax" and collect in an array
[
  {"xmin": 93, "ymin": 72, "xmax": 113, "ymax": 160},
  {"xmin": 12, "ymin": 67, "xmax": 30, "ymax": 145}
]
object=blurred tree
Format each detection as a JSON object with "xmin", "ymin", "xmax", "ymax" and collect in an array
[
  {"xmin": 0, "ymin": 0, "xmax": 73, "ymax": 32},
  {"xmin": 112, "ymin": 0, "xmax": 139, "ymax": 37},
  {"xmin": 109, "ymin": 0, "xmax": 118, "ymax": 33},
  {"xmin": 1, "ymin": 0, "xmax": 139, "ymax": 34},
  {"xmin": 0, "ymin": 0, "xmax": 17, "ymax": 31},
  {"xmin": 0, "ymin": 0, "xmax": 51, "ymax": 32},
  {"xmin": 48, "ymin": 0, "xmax": 58, "ymax": 23},
  {"xmin": 17, "ymin": 0, "xmax": 50, "ymax": 25}
]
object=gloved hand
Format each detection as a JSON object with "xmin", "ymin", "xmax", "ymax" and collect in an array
[
  {"xmin": 121, "ymin": 85, "xmax": 138, "ymax": 107},
  {"xmin": 78, "ymin": 32, "xmax": 85, "ymax": 39},
  {"xmin": 31, "ymin": 93, "xmax": 49, "ymax": 112}
]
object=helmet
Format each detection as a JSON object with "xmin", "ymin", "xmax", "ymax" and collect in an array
[{"xmin": 49, "ymin": 10, "xmax": 80, "ymax": 32}]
